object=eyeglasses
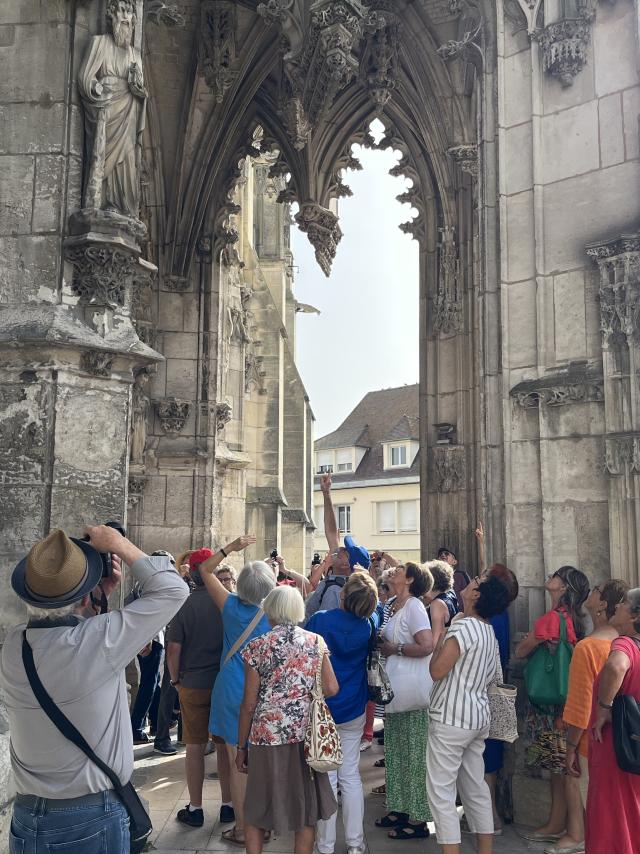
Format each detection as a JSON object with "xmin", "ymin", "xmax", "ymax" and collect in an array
[{"xmin": 380, "ymin": 584, "xmax": 389, "ymax": 592}]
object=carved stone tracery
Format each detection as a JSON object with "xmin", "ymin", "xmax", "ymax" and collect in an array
[
  {"xmin": 156, "ymin": 398, "xmax": 191, "ymax": 434},
  {"xmin": 431, "ymin": 445, "xmax": 466, "ymax": 493},
  {"xmin": 510, "ymin": 362, "xmax": 604, "ymax": 408},
  {"xmin": 604, "ymin": 435, "xmax": 640, "ymax": 477},
  {"xmin": 433, "ymin": 227, "xmax": 461, "ymax": 334},
  {"xmin": 66, "ymin": 244, "xmax": 135, "ymax": 308},
  {"xmin": 448, "ymin": 144, "xmax": 479, "ymax": 178},
  {"xmin": 199, "ymin": 1, "xmax": 238, "ymax": 103},
  {"xmin": 534, "ymin": 16, "xmax": 593, "ymax": 87},
  {"xmin": 586, "ymin": 234, "xmax": 640, "ymax": 348}
]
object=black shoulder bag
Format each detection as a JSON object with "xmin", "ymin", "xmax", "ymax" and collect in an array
[
  {"xmin": 22, "ymin": 631, "xmax": 152, "ymax": 853},
  {"xmin": 612, "ymin": 636, "xmax": 640, "ymax": 775}
]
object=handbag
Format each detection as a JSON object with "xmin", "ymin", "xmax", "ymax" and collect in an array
[
  {"xmin": 612, "ymin": 637, "xmax": 640, "ymax": 775},
  {"xmin": 304, "ymin": 636, "xmax": 343, "ymax": 773},
  {"xmin": 524, "ymin": 610, "xmax": 572, "ymax": 708},
  {"xmin": 384, "ymin": 605, "xmax": 432, "ymax": 714},
  {"xmin": 366, "ymin": 617, "xmax": 394, "ymax": 705},
  {"xmin": 22, "ymin": 632, "xmax": 152, "ymax": 854},
  {"xmin": 487, "ymin": 659, "xmax": 518, "ymax": 743}
]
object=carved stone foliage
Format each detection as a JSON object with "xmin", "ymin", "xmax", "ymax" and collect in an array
[
  {"xmin": 145, "ymin": 0, "xmax": 185, "ymax": 27},
  {"xmin": 448, "ymin": 144, "xmax": 478, "ymax": 178},
  {"xmin": 199, "ymin": 1, "xmax": 238, "ymax": 103},
  {"xmin": 437, "ymin": 16, "xmax": 483, "ymax": 64},
  {"xmin": 156, "ymin": 398, "xmax": 191, "ymax": 434},
  {"xmin": 359, "ymin": 1, "xmax": 401, "ymax": 109},
  {"xmin": 430, "ymin": 445, "xmax": 465, "ymax": 493},
  {"xmin": 245, "ymin": 353, "xmax": 267, "ymax": 395},
  {"xmin": 215, "ymin": 402, "xmax": 233, "ymax": 432},
  {"xmin": 604, "ymin": 435, "xmax": 640, "ymax": 477},
  {"xmin": 66, "ymin": 244, "xmax": 135, "ymax": 308},
  {"xmin": 433, "ymin": 228, "xmax": 461, "ymax": 335},
  {"xmin": 510, "ymin": 362, "xmax": 604, "ymax": 408},
  {"xmin": 586, "ymin": 234, "xmax": 640, "ymax": 347},
  {"xmin": 131, "ymin": 371, "xmax": 151, "ymax": 465},
  {"xmin": 294, "ymin": 203, "xmax": 343, "ymax": 277},
  {"xmin": 534, "ymin": 16, "xmax": 593, "ymax": 87},
  {"xmin": 79, "ymin": 350, "xmax": 114, "ymax": 377},
  {"xmin": 127, "ymin": 475, "xmax": 147, "ymax": 509}
]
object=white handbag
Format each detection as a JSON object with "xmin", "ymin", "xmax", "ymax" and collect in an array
[
  {"xmin": 384, "ymin": 605, "xmax": 432, "ymax": 714},
  {"xmin": 488, "ymin": 659, "xmax": 518, "ymax": 743}
]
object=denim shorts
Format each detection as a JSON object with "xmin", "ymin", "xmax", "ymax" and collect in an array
[{"xmin": 10, "ymin": 791, "xmax": 130, "ymax": 854}]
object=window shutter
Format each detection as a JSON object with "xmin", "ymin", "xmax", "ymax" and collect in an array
[
  {"xmin": 398, "ymin": 500, "xmax": 417, "ymax": 532},
  {"xmin": 377, "ymin": 502, "xmax": 395, "ymax": 533}
]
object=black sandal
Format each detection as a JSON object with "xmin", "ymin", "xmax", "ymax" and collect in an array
[
  {"xmin": 388, "ymin": 823, "xmax": 429, "ymax": 840},
  {"xmin": 375, "ymin": 812, "xmax": 409, "ymax": 828}
]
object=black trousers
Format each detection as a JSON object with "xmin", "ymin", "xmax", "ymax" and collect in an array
[{"xmin": 155, "ymin": 656, "xmax": 178, "ymax": 741}]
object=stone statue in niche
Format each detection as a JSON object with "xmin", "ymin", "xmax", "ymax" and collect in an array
[
  {"xmin": 130, "ymin": 370, "xmax": 150, "ymax": 465},
  {"xmin": 78, "ymin": 0, "xmax": 147, "ymax": 219}
]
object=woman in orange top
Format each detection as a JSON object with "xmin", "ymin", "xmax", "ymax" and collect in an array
[{"xmin": 545, "ymin": 579, "xmax": 629, "ymax": 854}]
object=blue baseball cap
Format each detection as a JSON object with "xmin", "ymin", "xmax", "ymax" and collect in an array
[{"xmin": 344, "ymin": 535, "xmax": 371, "ymax": 570}]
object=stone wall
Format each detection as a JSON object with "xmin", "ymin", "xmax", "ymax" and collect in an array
[{"xmin": 498, "ymin": 0, "xmax": 640, "ymax": 632}]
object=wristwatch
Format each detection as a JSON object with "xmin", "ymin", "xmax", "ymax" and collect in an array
[
  {"xmin": 170, "ymin": 678, "xmax": 180, "ymax": 687},
  {"xmin": 397, "ymin": 643, "xmax": 404, "ymax": 656},
  {"xmin": 598, "ymin": 698, "xmax": 613, "ymax": 709}
]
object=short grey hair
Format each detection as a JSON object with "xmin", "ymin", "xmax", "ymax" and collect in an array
[
  {"xmin": 263, "ymin": 586, "xmax": 305, "ymax": 626},
  {"xmin": 236, "ymin": 560, "xmax": 276, "ymax": 605},
  {"xmin": 25, "ymin": 602, "xmax": 78, "ymax": 622}
]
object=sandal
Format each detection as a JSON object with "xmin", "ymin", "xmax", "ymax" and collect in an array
[
  {"xmin": 375, "ymin": 812, "xmax": 409, "ymax": 828},
  {"xmin": 222, "ymin": 828, "xmax": 271, "ymax": 845},
  {"xmin": 371, "ymin": 784, "xmax": 386, "ymax": 795},
  {"xmin": 374, "ymin": 757, "xmax": 385, "ymax": 768},
  {"xmin": 388, "ymin": 823, "xmax": 429, "ymax": 841}
]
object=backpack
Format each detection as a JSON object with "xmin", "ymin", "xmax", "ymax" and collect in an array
[{"xmin": 317, "ymin": 576, "xmax": 346, "ymax": 607}]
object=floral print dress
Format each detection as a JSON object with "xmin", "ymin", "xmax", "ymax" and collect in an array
[{"xmin": 242, "ymin": 623, "xmax": 321, "ymax": 745}]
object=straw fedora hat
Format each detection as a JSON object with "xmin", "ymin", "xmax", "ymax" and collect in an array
[{"xmin": 11, "ymin": 529, "xmax": 103, "ymax": 608}]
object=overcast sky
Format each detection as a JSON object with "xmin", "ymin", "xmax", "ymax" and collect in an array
[{"xmin": 291, "ymin": 134, "xmax": 420, "ymax": 439}]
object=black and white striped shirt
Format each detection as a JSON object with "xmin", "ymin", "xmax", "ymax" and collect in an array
[{"xmin": 429, "ymin": 617, "xmax": 499, "ymax": 730}]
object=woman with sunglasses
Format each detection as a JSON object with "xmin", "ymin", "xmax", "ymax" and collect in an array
[{"xmin": 515, "ymin": 566, "xmax": 589, "ymax": 845}]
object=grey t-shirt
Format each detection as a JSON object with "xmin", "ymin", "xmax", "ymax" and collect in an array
[
  {"xmin": 167, "ymin": 585, "xmax": 223, "ymax": 689},
  {"xmin": 305, "ymin": 576, "xmax": 346, "ymax": 621}
]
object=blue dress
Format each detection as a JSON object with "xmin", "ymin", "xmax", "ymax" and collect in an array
[
  {"xmin": 483, "ymin": 610, "xmax": 510, "ymax": 773},
  {"xmin": 209, "ymin": 595, "xmax": 271, "ymax": 744}
]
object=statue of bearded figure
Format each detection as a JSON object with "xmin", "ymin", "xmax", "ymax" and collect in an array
[{"xmin": 78, "ymin": 0, "xmax": 147, "ymax": 219}]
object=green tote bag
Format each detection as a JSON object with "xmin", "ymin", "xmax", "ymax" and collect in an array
[{"xmin": 524, "ymin": 610, "xmax": 573, "ymax": 708}]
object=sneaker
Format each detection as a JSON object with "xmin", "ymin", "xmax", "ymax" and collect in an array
[
  {"xmin": 204, "ymin": 740, "xmax": 215, "ymax": 756},
  {"xmin": 359, "ymin": 740, "xmax": 372, "ymax": 752},
  {"xmin": 347, "ymin": 847, "xmax": 366, "ymax": 854},
  {"xmin": 153, "ymin": 738, "xmax": 177, "ymax": 755},
  {"xmin": 176, "ymin": 804, "xmax": 204, "ymax": 827},
  {"xmin": 132, "ymin": 732, "xmax": 150, "ymax": 745},
  {"xmin": 219, "ymin": 804, "xmax": 235, "ymax": 824}
]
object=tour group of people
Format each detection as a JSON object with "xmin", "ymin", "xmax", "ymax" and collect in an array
[{"xmin": 2, "ymin": 474, "xmax": 640, "ymax": 854}]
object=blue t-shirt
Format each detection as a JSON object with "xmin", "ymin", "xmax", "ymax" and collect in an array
[
  {"xmin": 490, "ymin": 610, "xmax": 510, "ymax": 671},
  {"xmin": 209, "ymin": 594, "xmax": 271, "ymax": 744},
  {"xmin": 306, "ymin": 608, "xmax": 380, "ymax": 725}
]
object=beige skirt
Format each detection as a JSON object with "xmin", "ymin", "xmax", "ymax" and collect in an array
[{"xmin": 244, "ymin": 741, "xmax": 337, "ymax": 835}]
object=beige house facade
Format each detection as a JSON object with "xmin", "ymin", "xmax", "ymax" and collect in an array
[{"xmin": 313, "ymin": 386, "xmax": 421, "ymax": 563}]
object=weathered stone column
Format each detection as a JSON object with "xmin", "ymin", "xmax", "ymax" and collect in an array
[{"xmin": 587, "ymin": 234, "xmax": 640, "ymax": 585}]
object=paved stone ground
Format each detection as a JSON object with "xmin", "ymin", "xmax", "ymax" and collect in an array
[{"xmin": 133, "ymin": 739, "xmax": 550, "ymax": 854}]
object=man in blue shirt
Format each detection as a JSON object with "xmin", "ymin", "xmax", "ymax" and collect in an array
[{"xmin": 305, "ymin": 474, "xmax": 371, "ymax": 620}]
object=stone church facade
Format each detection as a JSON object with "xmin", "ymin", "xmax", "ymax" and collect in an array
[{"xmin": 1, "ymin": 0, "xmax": 640, "ymax": 827}]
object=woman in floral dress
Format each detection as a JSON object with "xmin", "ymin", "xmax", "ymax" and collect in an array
[{"xmin": 236, "ymin": 585, "xmax": 339, "ymax": 854}]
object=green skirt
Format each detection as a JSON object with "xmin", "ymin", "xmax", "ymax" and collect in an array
[{"xmin": 385, "ymin": 709, "xmax": 432, "ymax": 822}]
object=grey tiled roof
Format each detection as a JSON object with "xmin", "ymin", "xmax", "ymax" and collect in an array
[{"xmin": 314, "ymin": 384, "xmax": 419, "ymax": 483}]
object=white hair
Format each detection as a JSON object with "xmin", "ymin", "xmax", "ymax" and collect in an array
[
  {"xmin": 236, "ymin": 560, "xmax": 276, "ymax": 605},
  {"xmin": 25, "ymin": 602, "xmax": 78, "ymax": 622},
  {"xmin": 215, "ymin": 564, "xmax": 237, "ymax": 581},
  {"xmin": 263, "ymin": 586, "xmax": 305, "ymax": 626}
]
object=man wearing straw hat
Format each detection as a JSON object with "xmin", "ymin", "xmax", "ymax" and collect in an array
[{"xmin": 0, "ymin": 524, "xmax": 189, "ymax": 852}]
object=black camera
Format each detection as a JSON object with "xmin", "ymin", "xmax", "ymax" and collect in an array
[
  {"xmin": 312, "ymin": 552, "xmax": 321, "ymax": 566},
  {"xmin": 269, "ymin": 549, "xmax": 278, "ymax": 560},
  {"xmin": 83, "ymin": 521, "xmax": 126, "ymax": 578}
]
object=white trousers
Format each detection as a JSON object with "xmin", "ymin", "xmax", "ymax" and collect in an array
[
  {"xmin": 315, "ymin": 713, "xmax": 365, "ymax": 853},
  {"xmin": 426, "ymin": 720, "xmax": 493, "ymax": 845}
]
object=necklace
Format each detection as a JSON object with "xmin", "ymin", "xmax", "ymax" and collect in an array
[{"xmin": 390, "ymin": 596, "xmax": 409, "ymax": 617}]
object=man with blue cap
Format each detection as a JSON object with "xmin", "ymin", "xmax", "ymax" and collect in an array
[{"xmin": 305, "ymin": 475, "xmax": 371, "ymax": 620}]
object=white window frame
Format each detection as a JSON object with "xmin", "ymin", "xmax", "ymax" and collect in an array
[
  {"xmin": 337, "ymin": 504, "xmax": 351, "ymax": 533},
  {"xmin": 388, "ymin": 444, "xmax": 408, "ymax": 468}
]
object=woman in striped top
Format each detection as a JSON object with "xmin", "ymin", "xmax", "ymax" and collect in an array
[{"xmin": 426, "ymin": 575, "xmax": 510, "ymax": 854}]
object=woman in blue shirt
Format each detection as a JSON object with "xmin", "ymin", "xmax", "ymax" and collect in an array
[{"xmin": 307, "ymin": 571, "xmax": 380, "ymax": 854}]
